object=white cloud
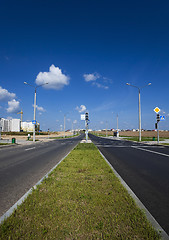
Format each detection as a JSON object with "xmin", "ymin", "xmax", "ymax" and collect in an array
[
  {"xmin": 7, "ymin": 99, "xmax": 20, "ymax": 113},
  {"xmin": 83, "ymin": 73, "xmax": 100, "ymax": 82},
  {"xmin": 37, "ymin": 105, "xmax": 46, "ymax": 112},
  {"xmin": 0, "ymin": 86, "xmax": 16, "ymax": 101},
  {"xmin": 92, "ymin": 82, "xmax": 109, "ymax": 90},
  {"xmin": 76, "ymin": 105, "xmax": 86, "ymax": 113},
  {"xmin": 83, "ymin": 73, "xmax": 110, "ymax": 90},
  {"xmin": 35, "ymin": 65, "xmax": 70, "ymax": 90},
  {"xmin": 32, "ymin": 104, "xmax": 46, "ymax": 112}
]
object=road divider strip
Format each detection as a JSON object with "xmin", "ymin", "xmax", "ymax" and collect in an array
[{"xmin": 0, "ymin": 142, "xmax": 163, "ymax": 239}]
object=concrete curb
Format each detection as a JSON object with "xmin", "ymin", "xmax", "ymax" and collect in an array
[
  {"xmin": 0, "ymin": 141, "xmax": 80, "ymax": 225},
  {"xmin": 97, "ymin": 148, "xmax": 169, "ymax": 240}
]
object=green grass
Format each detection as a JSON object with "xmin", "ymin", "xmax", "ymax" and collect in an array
[
  {"xmin": 27, "ymin": 139, "xmax": 39, "ymax": 141},
  {"xmin": 124, "ymin": 137, "xmax": 166, "ymax": 142},
  {"xmin": 0, "ymin": 143, "xmax": 12, "ymax": 145},
  {"xmin": 0, "ymin": 143, "xmax": 160, "ymax": 239},
  {"xmin": 50, "ymin": 133, "xmax": 79, "ymax": 139}
]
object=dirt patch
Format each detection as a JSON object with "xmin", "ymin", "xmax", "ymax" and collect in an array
[
  {"xmin": 96, "ymin": 130, "xmax": 169, "ymax": 138},
  {"xmin": 119, "ymin": 131, "xmax": 169, "ymax": 138},
  {"xmin": 1, "ymin": 132, "xmax": 73, "ymax": 141}
]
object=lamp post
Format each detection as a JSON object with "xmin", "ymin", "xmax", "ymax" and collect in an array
[
  {"xmin": 24, "ymin": 82, "xmax": 48, "ymax": 142},
  {"xmin": 126, "ymin": 82, "xmax": 151, "ymax": 142}
]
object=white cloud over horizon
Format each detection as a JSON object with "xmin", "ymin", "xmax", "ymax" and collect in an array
[
  {"xmin": 76, "ymin": 105, "xmax": 86, "ymax": 113},
  {"xmin": 36, "ymin": 65, "xmax": 70, "ymax": 90},
  {"xmin": 7, "ymin": 99, "xmax": 20, "ymax": 113},
  {"xmin": 0, "ymin": 86, "xmax": 16, "ymax": 101}
]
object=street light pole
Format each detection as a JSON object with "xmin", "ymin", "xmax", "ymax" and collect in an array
[
  {"xmin": 138, "ymin": 89, "xmax": 141, "ymax": 142},
  {"xmin": 33, "ymin": 88, "xmax": 37, "ymax": 142},
  {"xmin": 24, "ymin": 82, "xmax": 48, "ymax": 142},
  {"xmin": 126, "ymin": 82, "xmax": 151, "ymax": 142},
  {"xmin": 64, "ymin": 114, "xmax": 66, "ymax": 138}
]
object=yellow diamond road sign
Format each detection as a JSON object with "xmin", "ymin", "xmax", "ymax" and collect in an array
[{"xmin": 154, "ymin": 107, "xmax": 160, "ymax": 113}]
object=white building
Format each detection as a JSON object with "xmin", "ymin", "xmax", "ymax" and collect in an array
[
  {"xmin": 0, "ymin": 118, "xmax": 40, "ymax": 132},
  {"xmin": 0, "ymin": 118, "xmax": 11, "ymax": 132},
  {"xmin": 0, "ymin": 118, "xmax": 20, "ymax": 132},
  {"xmin": 10, "ymin": 119, "xmax": 21, "ymax": 132},
  {"xmin": 21, "ymin": 122, "xmax": 34, "ymax": 132}
]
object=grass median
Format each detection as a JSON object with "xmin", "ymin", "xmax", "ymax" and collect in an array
[{"xmin": 0, "ymin": 143, "xmax": 160, "ymax": 239}]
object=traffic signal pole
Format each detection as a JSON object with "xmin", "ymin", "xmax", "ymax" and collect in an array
[
  {"xmin": 156, "ymin": 114, "xmax": 160, "ymax": 144},
  {"xmin": 85, "ymin": 112, "xmax": 89, "ymax": 142},
  {"xmin": 85, "ymin": 120, "xmax": 88, "ymax": 141},
  {"xmin": 157, "ymin": 122, "xmax": 159, "ymax": 144}
]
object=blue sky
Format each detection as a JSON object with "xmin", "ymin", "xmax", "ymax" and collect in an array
[{"xmin": 0, "ymin": 0, "xmax": 169, "ymax": 131}]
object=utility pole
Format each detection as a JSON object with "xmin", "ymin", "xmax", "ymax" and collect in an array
[
  {"xmin": 126, "ymin": 82, "xmax": 151, "ymax": 141},
  {"xmin": 24, "ymin": 82, "xmax": 48, "ymax": 142},
  {"xmin": 117, "ymin": 114, "xmax": 118, "ymax": 131},
  {"xmin": 64, "ymin": 115, "xmax": 66, "ymax": 138},
  {"xmin": 0, "ymin": 125, "xmax": 1, "ymax": 140}
]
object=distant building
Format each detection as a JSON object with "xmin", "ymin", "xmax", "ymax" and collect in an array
[
  {"xmin": 0, "ymin": 118, "xmax": 10, "ymax": 132},
  {"xmin": 0, "ymin": 118, "xmax": 20, "ymax": 132},
  {"xmin": 21, "ymin": 122, "xmax": 40, "ymax": 132},
  {"xmin": 21, "ymin": 122, "xmax": 34, "ymax": 132},
  {"xmin": 0, "ymin": 118, "xmax": 40, "ymax": 132},
  {"xmin": 10, "ymin": 119, "xmax": 21, "ymax": 132}
]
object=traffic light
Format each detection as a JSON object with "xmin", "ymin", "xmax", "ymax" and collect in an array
[
  {"xmin": 85, "ymin": 112, "xmax": 89, "ymax": 121},
  {"xmin": 156, "ymin": 114, "xmax": 160, "ymax": 122}
]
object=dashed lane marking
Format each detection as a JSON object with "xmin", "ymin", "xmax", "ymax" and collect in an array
[{"xmin": 25, "ymin": 147, "xmax": 36, "ymax": 151}]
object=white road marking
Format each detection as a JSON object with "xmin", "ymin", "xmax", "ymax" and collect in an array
[
  {"xmin": 25, "ymin": 147, "xmax": 36, "ymax": 151},
  {"xmin": 132, "ymin": 146, "xmax": 169, "ymax": 157},
  {"xmin": 96, "ymin": 145, "xmax": 132, "ymax": 147}
]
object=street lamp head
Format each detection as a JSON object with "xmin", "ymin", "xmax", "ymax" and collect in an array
[
  {"xmin": 126, "ymin": 83, "xmax": 130, "ymax": 86},
  {"xmin": 148, "ymin": 83, "xmax": 151, "ymax": 86},
  {"xmin": 24, "ymin": 82, "xmax": 28, "ymax": 84}
]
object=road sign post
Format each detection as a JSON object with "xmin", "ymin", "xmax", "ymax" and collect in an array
[{"xmin": 154, "ymin": 107, "xmax": 160, "ymax": 145}]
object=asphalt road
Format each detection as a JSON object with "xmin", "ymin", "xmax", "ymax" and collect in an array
[
  {"xmin": 89, "ymin": 133, "xmax": 169, "ymax": 235},
  {"xmin": 0, "ymin": 134, "xmax": 84, "ymax": 217}
]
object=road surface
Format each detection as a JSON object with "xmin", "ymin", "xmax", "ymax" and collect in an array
[
  {"xmin": 89, "ymin": 133, "xmax": 169, "ymax": 235},
  {"xmin": 0, "ymin": 134, "xmax": 84, "ymax": 216}
]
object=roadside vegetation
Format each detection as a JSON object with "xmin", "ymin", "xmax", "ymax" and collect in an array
[
  {"xmin": 0, "ymin": 143, "xmax": 160, "ymax": 239},
  {"xmin": 50, "ymin": 133, "xmax": 79, "ymax": 139},
  {"xmin": 1, "ymin": 131, "xmax": 55, "ymax": 136},
  {"xmin": 121, "ymin": 136, "xmax": 167, "ymax": 142},
  {"xmin": 0, "ymin": 143, "xmax": 12, "ymax": 145},
  {"xmin": 92, "ymin": 132, "xmax": 169, "ymax": 142}
]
